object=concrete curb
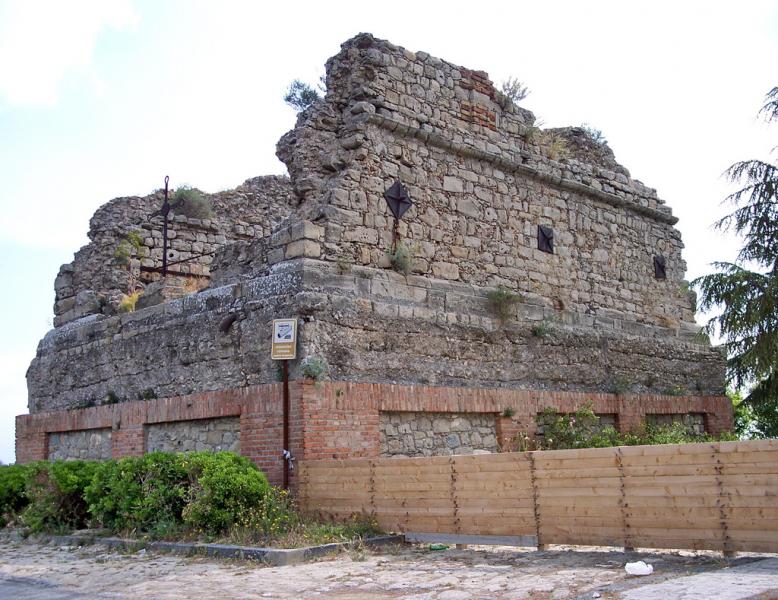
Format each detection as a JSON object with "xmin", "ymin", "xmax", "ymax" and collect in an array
[{"xmin": 42, "ymin": 533, "xmax": 405, "ymax": 566}]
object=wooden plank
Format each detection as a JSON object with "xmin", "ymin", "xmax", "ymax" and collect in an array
[
  {"xmin": 541, "ymin": 524, "xmax": 778, "ymax": 544},
  {"xmin": 455, "ymin": 499, "xmax": 536, "ymax": 510},
  {"xmin": 621, "ymin": 450, "xmax": 778, "ymax": 467},
  {"xmin": 540, "ymin": 505, "xmax": 778, "ymax": 521},
  {"xmin": 405, "ymin": 532, "xmax": 538, "ymax": 546},
  {"xmin": 535, "ymin": 487, "xmax": 623, "ymax": 497},
  {"xmin": 454, "ymin": 489, "xmax": 535, "ymax": 500},
  {"xmin": 539, "ymin": 494, "xmax": 778, "ymax": 509},
  {"xmin": 535, "ymin": 476, "xmax": 622, "ymax": 488}
]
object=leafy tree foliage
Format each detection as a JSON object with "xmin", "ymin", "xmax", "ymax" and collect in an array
[
  {"xmin": 500, "ymin": 77, "xmax": 530, "ymax": 103},
  {"xmin": 693, "ymin": 87, "xmax": 778, "ymax": 438},
  {"xmin": 283, "ymin": 79, "xmax": 321, "ymax": 112}
]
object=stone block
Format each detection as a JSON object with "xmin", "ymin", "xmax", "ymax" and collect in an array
[
  {"xmin": 285, "ymin": 240, "xmax": 321, "ymax": 259},
  {"xmin": 443, "ymin": 176, "xmax": 464, "ymax": 193},
  {"xmin": 432, "ymin": 262, "xmax": 460, "ymax": 280}
]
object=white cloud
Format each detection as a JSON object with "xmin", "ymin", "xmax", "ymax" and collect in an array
[{"xmin": 0, "ymin": 0, "xmax": 138, "ymax": 107}]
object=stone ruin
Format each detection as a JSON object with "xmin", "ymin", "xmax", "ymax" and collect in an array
[{"xmin": 18, "ymin": 34, "xmax": 731, "ymax": 482}]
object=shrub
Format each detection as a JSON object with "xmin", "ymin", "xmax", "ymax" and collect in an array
[
  {"xmin": 390, "ymin": 242, "xmax": 414, "ymax": 275},
  {"xmin": 22, "ymin": 461, "xmax": 99, "ymax": 533},
  {"xmin": 86, "ymin": 452, "xmax": 280, "ymax": 538},
  {"xmin": 532, "ymin": 405, "xmax": 738, "ymax": 451},
  {"xmin": 547, "ymin": 135, "xmax": 569, "ymax": 161},
  {"xmin": 182, "ymin": 453, "xmax": 272, "ymax": 535},
  {"xmin": 580, "ymin": 123, "xmax": 608, "ymax": 145},
  {"xmin": 523, "ymin": 124, "xmax": 540, "ymax": 144},
  {"xmin": 300, "ymin": 356, "xmax": 328, "ymax": 381},
  {"xmin": 487, "ymin": 286, "xmax": 520, "ymax": 323},
  {"xmin": 284, "ymin": 79, "xmax": 321, "ymax": 112},
  {"xmin": 300, "ymin": 513, "xmax": 382, "ymax": 546},
  {"xmin": 86, "ymin": 453, "xmax": 189, "ymax": 535},
  {"xmin": 118, "ymin": 290, "xmax": 142, "ymax": 313},
  {"xmin": 114, "ymin": 231, "xmax": 144, "ymax": 266},
  {"xmin": 500, "ymin": 77, "xmax": 530, "ymax": 104},
  {"xmin": 171, "ymin": 186, "xmax": 213, "ymax": 219},
  {"xmin": 536, "ymin": 404, "xmax": 601, "ymax": 450},
  {"xmin": 0, "ymin": 464, "xmax": 31, "ymax": 526},
  {"xmin": 228, "ymin": 487, "xmax": 299, "ymax": 544},
  {"xmin": 531, "ymin": 318, "xmax": 554, "ymax": 337},
  {"xmin": 336, "ymin": 254, "xmax": 352, "ymax": 274}
]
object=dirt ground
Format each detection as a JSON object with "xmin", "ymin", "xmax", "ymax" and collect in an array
[{"xmin": 0, "ymin": 537, "xmax": 776, "ymax": 599}]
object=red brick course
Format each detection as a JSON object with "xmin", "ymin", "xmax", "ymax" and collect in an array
[{"xmin": 16, "ymin": 381, "xmax": 733, "ymax": 486}]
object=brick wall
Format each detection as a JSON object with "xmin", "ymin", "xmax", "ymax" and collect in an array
[{"xmin": 16, "ymin": 380, "xmax": 733, "ymax": 486}]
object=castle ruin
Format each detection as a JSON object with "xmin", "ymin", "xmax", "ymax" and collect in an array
[{"xmin": 17, "ymin": 34, "xmax": 731, "ymax": 484}]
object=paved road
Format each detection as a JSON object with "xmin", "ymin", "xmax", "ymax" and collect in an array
[
  {"xmin": 0, "ymin": 576, "xmax": 115, "ymax": 599},
  {"xmin": 621, "ymin": 557, "xmax": 778, "ymax": 600},
  {"xmin": 1, "ymin": 537, "xmax": 776, "ymax": 599}
]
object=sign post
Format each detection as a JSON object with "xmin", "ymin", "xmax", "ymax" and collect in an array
[{"xmin": 271, "ymin": 319, "xmax": 297, "ymax": 490}]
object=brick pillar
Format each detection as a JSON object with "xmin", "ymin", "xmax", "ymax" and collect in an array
[
  {"xmin": 112, "ymin": 425, "xmax": 145, "ymax": 457},
  {"xmin": 617, "ymin": 395, "xmax": 645, "ymax": 433},
  {"xmin": 239, "ymin": 384, "xmax": 287, "ymax": 487},
  {"xmin": 704, "ymin": 395, "xmax": 735, "ymax": 434},
  {"xmin": 495, "ymin": 415, "xmax": 521, "ymax": 451},
  {"xmin": 240, "ymin": 412, "xmax": 283, "ymax": 486},
  {"xmin": 15, "ymin": 416, "xmax": 48, "ymax": 462}
]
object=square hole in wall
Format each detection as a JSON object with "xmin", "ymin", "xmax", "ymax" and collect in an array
[{"xmin": 538, "ymin": 225, "xmax": 554, "ymax": 254}]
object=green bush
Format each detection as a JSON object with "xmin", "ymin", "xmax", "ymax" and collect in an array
[
  {"xmin": 533, "ymin": 404, "xmax": 737, "ymax": 451},
  {"xmin": 300, "ymin": 356, "xmax": 328, "ymax": 381},
  {"xmin": 22, "ymin": 461, "xmax": 99, "ymax": 533},
  {"xmin": 182, "ymin": 453, "xmax": 271, "ymax": 535},
  {"xmin": 536, "ymin": 404, "xmax": 601, "ymax": 450},
  {"xmin": 0, "ymin": 464, "xmax": 32, "ymax": 526},
  {"xmin": 86, "ymin": 453, "xmax": 189, "ymax": 535},
  {"xmin": 86, "ymin": 452, "xmax": 275, "ymax": 538},
  {"xmin": 227, "ymin": 487, "xmax": 300, "ymax": 544},
  {"xmin": 487, "ymin": 286, "xmax": 520, "ymax": 323},
  {"xmin": 171, "ymin": 186, "xmax": 213, "ymax": 219},
  {"xmin": 390, "ymin": 242, "xmax": 414, "ymax": 275}
]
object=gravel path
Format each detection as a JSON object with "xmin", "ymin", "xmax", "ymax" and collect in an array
[{"xmin": 0, "ymin": 538, "xmax": 775, "ymax": 599}]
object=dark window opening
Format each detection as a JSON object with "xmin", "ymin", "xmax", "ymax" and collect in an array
[
  {"xmin": 538, "ymin": 225, "xmax": 554, "ymax": 254},
  {"xmin": 654, "ymin": 255, "xmax": 667, "ymax": 279}
]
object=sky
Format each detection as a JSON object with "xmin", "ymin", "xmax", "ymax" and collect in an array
[{"xmin": 0, "ymin": 0, "xmax": 776, "ymax": 463}]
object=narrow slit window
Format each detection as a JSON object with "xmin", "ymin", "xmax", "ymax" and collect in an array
[
  {"xmin": 654, "ymin": 255, "xmax": 667, "ymax": 279},
  {"xmin": 538, "ymin": 225, "xmax": 554, "ymax": 254}
]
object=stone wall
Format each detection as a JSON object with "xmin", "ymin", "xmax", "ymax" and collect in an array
[
  {"xmin": 146, "ymin": 416, "xmax": 240, "ymax": 453},
  {"xmin": 273, "ymin": 34, "xmax": 696, "ymax": 329},
  {"xmin": 48, "ymin": 428, "xmax": 112, "ymax": 461},
  {"xmin": 380, "ymin": 412, "xmax": 498, "ymax": 457},
  {"xmin": 28, "ymin": 260, "xmax": 726, "ymax": 414},
  {"xmin": 23, "ymin": 33, "xmax": 731, "ymax": 441},
  {"xmin": 17, "ymin": 381, "xmax": 733, "ymax": 487},
  {"xmin": 53, "ymin": 176, "xmax": 294, "ymax": 326},
  {"xmin": 646, "ymin": 412, "xmax": 706, "ymax": 434}
]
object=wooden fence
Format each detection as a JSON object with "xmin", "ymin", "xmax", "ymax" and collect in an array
[{"xmin": 298, "ymin": 439, "xmax": 778, "ymax": 553}]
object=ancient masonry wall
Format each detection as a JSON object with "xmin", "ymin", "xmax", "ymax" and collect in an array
[
  {"xmin": 17, "ymin": 381, "xmax": 732, "ymax": 483},
  {"xmin": 48, "ymin": 428, "xmax": 112, "ymax": 461},
  {"xmin": 27, "ymin": 260, "xmax": 726, "ymax": 414},
  {"xmin": 275, "ymin": 34, "xmax": 697, "ymax": 329},
  {"xmin": 146, "ymin": 416, "xmax": 240, "ymax": 454},
  {"xmin": 53, "ymin": 176, "xmax": 294, "ymax": 326},
  {"xmin": 21, "ymin": 34, "xmax": 733, "ymax": 468},
  {"xmin": 380, "ymin": 412, "xmax": 498, "ymax": 457}
]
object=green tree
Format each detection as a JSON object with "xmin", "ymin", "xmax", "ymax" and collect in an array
[
  {"xmin": 283, "ymin": 79, "xmax": 321, "ymax": 112},
  {"xmin": 693, "ymin": 87, "xmax": 778, "ymax": 438}
]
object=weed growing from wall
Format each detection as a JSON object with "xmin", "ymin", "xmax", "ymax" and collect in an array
[
  {"xmin": 300, "ymin": 356, "xmax": 328, "ymax": 381},
  {"xmin": 390, "ymin": 242, "xmax": 415, "ymax": 275},
  {"xmin": 486, "ymin": 286, "xmax": 520, "ymax": 323}
]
